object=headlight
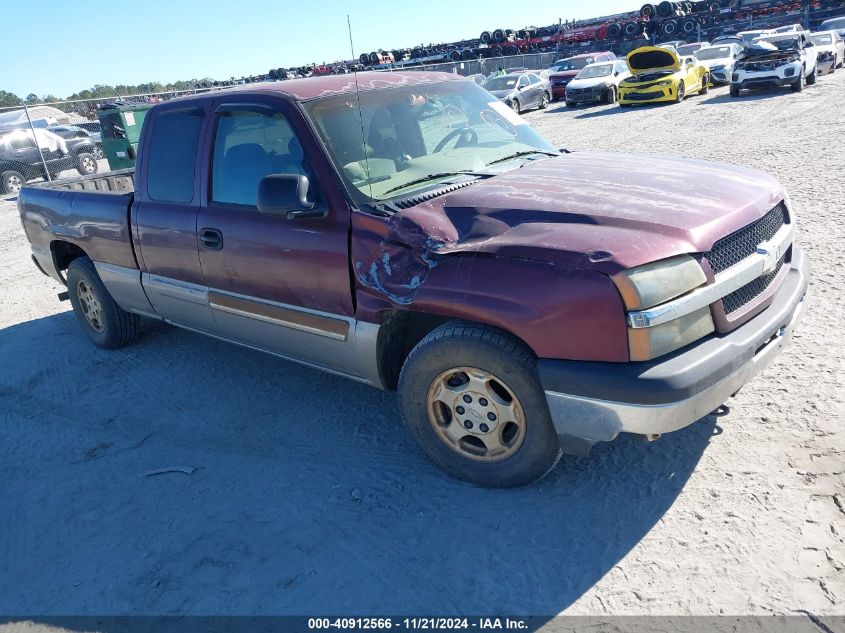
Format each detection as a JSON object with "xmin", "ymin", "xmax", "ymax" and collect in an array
[
  {"xmin": 657, "ymin": 80, "xmax": 674, "ymax": 86},
  {"xmin": 628, "ymin": 307, "xmax": 715, "ymax": 361},
  {"xmin": 611, "ymin": 255, "xmax": 706, "ymax": 310},
  {"xmin": 611, "ymin": 255, "xmax": 713, "ymax": 361}
]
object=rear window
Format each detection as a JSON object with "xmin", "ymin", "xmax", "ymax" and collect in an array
[{"xmin": 146, "ymin": 108, "xmax": 204, "ymax": 203}]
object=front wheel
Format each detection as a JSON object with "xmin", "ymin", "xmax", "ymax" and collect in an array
[
  {"xmin": 539, "ymin": 92, "xmax": 550, "ymax": 109},
  {"xmin": 806, "ymin": 66, "xmax": 817, "ymax": 85},
  {"xmin": 605, "ymin": 86, "xmax": 617, "ymax": 104},
  {"xmin": 510, "ymin": 99, "xmax": 521, "ymax": 114},
  {"xmin": 699, "ymin": 73, "xmax": 709, "ymax": 95},
  {"xmin": 67, "ymin": 257, "xmax": 139, "ymax": 349},
  {"xmin": 792, "ymin": 69, "xmax": 806, "ymax": 92},
  {"xmin": 730, "ymin": 84, "xmax": 740, "ymax": 98},
  {"xmin": 94, "ymin": 144, "xmax": 104, "ymax": 160},
  {"xmin": 76, "ymin": 152, "xmax": 98, "ymax": 176},
  {"xmin": 675, "ymin": 80, "xmax": 686, "ymax": 102},
  {"xmin": 398, "ymin": 322, "xmax": 561, "ymax": 487}
]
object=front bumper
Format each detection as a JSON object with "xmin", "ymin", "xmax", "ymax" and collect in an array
[
  {"xmin": 709, "ymin": 67, "xmax": 730, "ymax": 84},
  {"xmin": 566, "ymin": 89, "xmax": 606, "ymax": 104},
  {"xmin": 540, "ymin": 247, "xmax": 809, "ymax": 454},
  {"xmin": 618, "ymin": 83, "xmax": 677, "ymax": 104},
  {"xmin": 733, "ymin": 61, "xmax": 802, "ymax": 91}
]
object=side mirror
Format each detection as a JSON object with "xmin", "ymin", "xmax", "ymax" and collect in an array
[{"xmin": 257, "ymin": 174, "xmax": 323, "ymax": 220}]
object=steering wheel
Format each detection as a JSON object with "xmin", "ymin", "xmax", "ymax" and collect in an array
[{"xmin": 433, "ymin": 127, "xmax": 478, "ymax": 153}]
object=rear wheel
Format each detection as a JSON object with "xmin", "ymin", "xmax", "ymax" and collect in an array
[
  {"xmin": 398, "ymin": 322, "xmax": 561, "ymax": 487},
  {"xmin": 0, "ymin": 170, "xmax": 25, "ymax": 195},
  {"xmin": 76, "ymin": 153, "xmax": 98, "ymax": 176},
  {"xmin": 67, "ymin": 257, "xmax": 139, "ymax": 349}
]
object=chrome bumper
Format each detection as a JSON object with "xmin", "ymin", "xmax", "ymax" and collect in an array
[{"xmin": 541, "ymin": 248, "xmax": 809, "ymax": 454}]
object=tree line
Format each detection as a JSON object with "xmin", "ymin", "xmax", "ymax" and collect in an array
[{"xmin": 0, "ymin": 79, "xmax": 215, "ymax": 109}]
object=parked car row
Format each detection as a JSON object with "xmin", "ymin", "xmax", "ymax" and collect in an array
[{"xmin": 513, "ymin": 23, "xmax": 844, "ymax": 112}]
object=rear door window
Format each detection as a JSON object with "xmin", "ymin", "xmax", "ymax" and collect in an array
[{"xmin": 146, "ymin": 108, "xmax": 204, "ymax": 203}]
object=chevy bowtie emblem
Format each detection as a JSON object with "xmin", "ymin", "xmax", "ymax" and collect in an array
[{"xmin": 757, "ymin": 240, "xmax": 781, "ymax": 275}]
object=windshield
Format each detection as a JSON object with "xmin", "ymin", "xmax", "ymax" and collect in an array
[
  {"xmin": 695, "ymin": 46, "xmax": 733, "ymax": 60},
  {"xmin": 483, "ymin": 76, "xmax": 519, "ymax": 91},
  {"xmin": 575, "ymin": 63, "xmax": 613, "ymax": 78},
  {"xmin": 303, "ymin": 81, "xmax": 557, "ymax": 204},
  {"xmin": 675, "ymin": 44, "xmax": 701, "ymax": 55},
  {"xmin": 821, "ymin": 18, "xmax": 845, "ymax": 29},
  {"xmin": 811, "ymin": 34, "xmax": 833, "ymax": 45},
  {"xmin": 553, "ymin": 57, "xmax": 592, "ymax": 71},
  {"xmin": 758, "ymin": 35, "xmax": 800, "ymax": 49}
]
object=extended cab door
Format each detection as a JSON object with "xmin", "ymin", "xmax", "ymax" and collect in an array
[
  {"xmin": 131, "ymin": 101, "xmax": 219, "ymax": 333},
  {"xmin": 195, "ymin": 95, "xmax": 357, "ymax": 373}
]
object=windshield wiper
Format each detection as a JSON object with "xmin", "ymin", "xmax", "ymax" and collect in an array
[
  {"xmin": 382, "ymin": 171, "xmax": 482, "ymax": 196},
  {"xmin": 485, "ymin": 150, "xmax": 560, "ymax": 167}
]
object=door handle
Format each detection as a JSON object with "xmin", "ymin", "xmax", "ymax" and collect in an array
[{"xmin": 199, "ymin": 227, "xmax": 223, "ymax": 250}]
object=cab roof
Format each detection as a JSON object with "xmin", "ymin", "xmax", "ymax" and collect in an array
[{"xmin": 169, "ymin": 71, "xmax": 464, "ymax": 104}]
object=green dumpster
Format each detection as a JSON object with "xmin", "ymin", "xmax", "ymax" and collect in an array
[{"xmin": 97, "ymin": 103, "xmax": 151, "ymax": 170}]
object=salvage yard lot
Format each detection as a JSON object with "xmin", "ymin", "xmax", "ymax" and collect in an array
[{"xmin": 1, "ymin": 75, "xmax": 843, "ymax": 617}]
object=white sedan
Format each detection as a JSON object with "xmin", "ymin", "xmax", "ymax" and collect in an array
[
  {"xmin": 693, "ymin": 43, "xmax": 745, "ymax": 84},
  {"xmin": 564, "ymin": 60, "xmax": 631, "ymax": 106}
]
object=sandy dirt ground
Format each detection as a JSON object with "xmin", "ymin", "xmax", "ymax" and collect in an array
[{"xmin": 0, "ymin": 75, "xmax": 843, "ymax": 621}]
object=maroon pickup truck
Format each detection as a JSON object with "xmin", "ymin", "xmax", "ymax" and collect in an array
[{"xmin": 18, "ymin": 72, "xmax": 809, "ymax": 487}]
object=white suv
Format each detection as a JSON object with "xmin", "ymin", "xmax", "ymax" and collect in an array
[{"xmin": 731, "ymin": 31, "xmax": 818, "ymax": 96}]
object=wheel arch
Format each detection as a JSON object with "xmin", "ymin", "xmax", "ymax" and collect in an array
[{"xmin": 50, "ymin": 239, "xmax": 89, "ymax": 283}]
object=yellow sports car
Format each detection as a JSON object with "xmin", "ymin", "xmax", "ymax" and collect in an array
[{"xmin": 618, "ymin": 46, "xmax": 709, "ymax": 106}]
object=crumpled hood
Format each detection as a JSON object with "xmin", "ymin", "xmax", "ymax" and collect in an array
[{"xmin": 387, "ymin": 152, "xmax": 784, "ymax": 274}]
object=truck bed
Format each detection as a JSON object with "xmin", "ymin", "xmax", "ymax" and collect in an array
[
  {"xmin": 30, "ymin": 168, "xmax": 135, "ymax": 193},
  {"xmin": 19, "ymin": 168, "xmax": 139, "ymax": 280}
]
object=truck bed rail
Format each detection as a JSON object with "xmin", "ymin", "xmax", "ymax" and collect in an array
[{"xmin": 33, "ymin": 168, "xmax": 135, "ymax": 194}]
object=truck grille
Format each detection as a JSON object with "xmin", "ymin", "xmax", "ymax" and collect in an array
[
  {"xmin": 707, "ymin": 202, "xmax": 788, "ymax": 275},
  {"xmin": 722, "ymin": 255, "xmax": 785, "ymax": 314},
  {"xmin": 706, "ymin": 202, "xmax": 789, "ymax": 316}
]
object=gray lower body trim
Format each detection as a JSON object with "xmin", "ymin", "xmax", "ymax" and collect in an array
[
  {"xmin": 94, "ymin": 262, "xmax": 158, "ymax": 318},
  {"xmin": 545, "ymin": 291, "xmax": 805, "ymax": 452}
]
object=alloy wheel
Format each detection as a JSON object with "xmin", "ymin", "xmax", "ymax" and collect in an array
[
  {"xmin": 77, "ymin": 280, "xmax": 105, "ymax": 332},
  {"xmin": 426, "ymin": 367, "xmax": 526, "ymax": 462}
]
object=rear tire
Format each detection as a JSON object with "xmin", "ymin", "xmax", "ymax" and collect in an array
[
  {"xmin": 76, "ymin": 153, "xmax": 98, "ymax": 176},
  {"xmin": 0, "ymin": 170, "xmax": 26, "ymax": 195},
  {"xmin": 398, "ymin": 322, "xmax": 561, "ymax": 488},
  {"xmin": 67, "ymin": 257, "xmax": 139, "ymax": 349}
]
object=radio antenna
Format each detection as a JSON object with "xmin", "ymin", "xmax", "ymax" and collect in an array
[{"xmin": 347, "ymin": 14, "xmax": 374, "ymax": 206}]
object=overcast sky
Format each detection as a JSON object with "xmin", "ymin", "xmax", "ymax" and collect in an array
[{"xmin": 5, "ymin": 0, "xmax": 634, "ymax": 98}]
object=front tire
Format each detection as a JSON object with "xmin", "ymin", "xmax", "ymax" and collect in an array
[
  {"xmin": 806, "ymin": 66, "xmax": 817, "ymax": 85},
  {"xmin": 0, "ymin": 170, "xmax": 25, "ymax": 195},
  {"xmin": 792, "ymin": 69, "xmax": 806, "ymax": 92},
  {"xmin": 398, "ymin": 322, "xmax": 560, "ymax": 487},
  {"xmin": 510, "ymin": 99, "xmax": 521, "ymax": 114},
  {"xmin": 76, "ymin": 152, "xmax": 98, "ymax": 176},
  {"xmin": 67, "ymin": 257, "xmax": 139, "ymax": 349},
  {"xmin": 675, "ymin": 80, "xmax": 686, "ymax": 102},
  {"xmin": 605, "ymin": 86, "xmax": 617, "ymax": 104},
  {"xmin": 539, "ymin": 92, "xmax": 550, "ymax": 109},
  {"xmin": 699, "ymin": 73, "xmax": 709, "ymax": 95},
  {"xmin": 730, "ymin": 84, "xmax": 740, "ymax": 98}
]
